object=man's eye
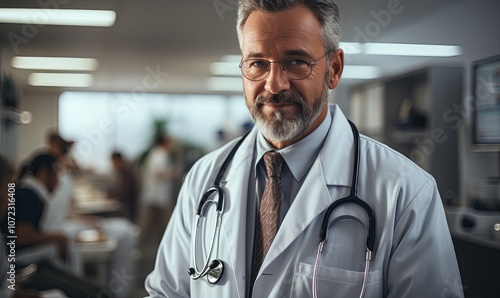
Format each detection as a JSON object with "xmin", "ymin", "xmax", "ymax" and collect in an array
[
  {"xmin": 287, "ymin": 59, "xmax": 309, "ymax": 66},
  {"xmin": 249, "ymin": 60, "xmax": 268, "ymax": 68}
]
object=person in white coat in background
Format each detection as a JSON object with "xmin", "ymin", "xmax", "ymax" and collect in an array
[
  {"xmin": 145, "ymin": 0, "xmax": 464, "ymax": 297},
  {"xmin": 140, "ymin": 135, "xmax": 176, "ymax": 245}
]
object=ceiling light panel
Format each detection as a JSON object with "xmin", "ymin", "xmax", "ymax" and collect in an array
[
  {"xmin": 206, "ymin": 77, "xmax": 243, "ymax": 92},
  {"xmin": 341, "ymin": 42, "xmax": 461, "ymax": 57},
  {"xmin": 342, "ymin": 65, "xmax": 380, "ymax": 79},
  {"xmin": 209, "ymin": 62, "xmax": 241, "ymax": 76},
  {"xmin": 364, "ymin": 43, "xmax": 462, "ymax": 57},
  {"xmin": 12, "ymin": 57, "xmax": 98, "ymax": 71},
  {"xmin": 28, "ymin": 73, "xmax": 94, "ymax": 87},
  {"xmin": 0, "ymin": 8, "xmax": 116, "ymax": 27}
]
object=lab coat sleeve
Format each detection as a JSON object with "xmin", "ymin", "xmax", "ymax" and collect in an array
[
  {"xmin": 144, "ymin": 170, "xmax": 195, "ymax": 297},
  {"xmin": 386, "ymin": 177, "xmax": 464, "ymax": 298}
]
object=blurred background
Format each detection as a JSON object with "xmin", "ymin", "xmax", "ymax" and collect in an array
[{"xmin": 0, "ymin": 0, "xmax": 499, "ymax": 297}]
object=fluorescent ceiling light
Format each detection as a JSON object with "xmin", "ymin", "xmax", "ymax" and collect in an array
[
  {"xmin": 339, "ymin": 42, "xmax": 363, "ymax": 55},
  {"xmin": 12, "ymin": 56, "xmax": 98, "ymax": 71},
  {"xmin": 341, "ymin": 42, "xmax": 461, "ymax": 57},
  {"xmin": 342, "ymin": 65, "xmax": 380, "ymax": 79},
  {"xmin": 220, "ymin": 55, "xmax": 242, "ymax": 63},
  {"xmin": 28, "ymin": 73, "xmax": 94, "ymax": 87},
  {"xmin": 0, "ymin": 8, "xmax": 115, "ymax": 27},
  {"xmin": 364, "ymin": 43, "xmax": 461, "ymax": 56},
  {"xmin": 210, "ymin": 62, "xmax": 241, "ymax": 76},
  {"xmin": 206, "ymin": 77, "xmax": 243, "ymax": 92}
]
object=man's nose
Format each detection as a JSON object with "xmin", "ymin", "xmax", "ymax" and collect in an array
[{"xmin": 265, "ymin": 63, "xmax": 290, "ymax": 94}]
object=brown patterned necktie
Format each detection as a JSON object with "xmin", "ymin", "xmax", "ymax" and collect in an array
[{"xmin": 251, "ymin": 151, "xmax": 284, "ymax": 287}]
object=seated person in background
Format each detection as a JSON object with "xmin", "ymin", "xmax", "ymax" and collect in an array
[
  {"xmin": 39, "ymin": 132, "xmax": 138, "ymax": 298},
  {"xmin": 0, "ymin": 155, "xmax": 42, "ymax": 298},
  {"xmin": 109, "ymin": 151, "xmax": 141, "ymax": 223},
  {"xmin": 0, "ymin": 153, "xmax": 78, "ymax": 271},
  {"xmin": 0, "ymin": 154, "xmax": 105, "ymax": 298}
]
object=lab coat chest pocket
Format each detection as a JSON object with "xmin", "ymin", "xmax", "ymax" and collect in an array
[
  {"xmin": 290, "ymin": 214, "xmax": 382, "ymax": 298},
  {"xmin": 291, "ymin": 262, "xmax": 382, "ymax": 298}
]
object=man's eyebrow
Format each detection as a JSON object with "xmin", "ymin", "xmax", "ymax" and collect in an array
[
  {"xmin": 245, "ymin": 52, "xmax": 264, "ymax": 59},
  {"xmin": 283, "ymin": 49, "xmax": 313, "ymax": 58},
  {"xmin": 244, "ymin": 49, "xmax": 313, "ymax": 60}
]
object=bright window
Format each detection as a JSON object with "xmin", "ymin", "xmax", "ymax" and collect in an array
[{"xmin": 58, "ymin": 91, "xmax": 251, "ymax": 173}]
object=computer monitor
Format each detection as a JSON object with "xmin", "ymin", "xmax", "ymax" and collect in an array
[{"xmin": 472, "ymin": 54, "xmax": 500, "ymax": 151}]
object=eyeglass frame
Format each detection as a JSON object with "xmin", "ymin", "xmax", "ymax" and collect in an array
[{"xmin": 238, "ymin": 49, "xmax": 336, "ymax": 81}]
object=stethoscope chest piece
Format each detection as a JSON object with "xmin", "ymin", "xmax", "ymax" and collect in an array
[
  {"xmin": 207, "ymin": 259, "xmax": 224, "ymax": 284},
  {"xmin": 188, "ymin": 259, "xmax": 224, "ymax": 284}
]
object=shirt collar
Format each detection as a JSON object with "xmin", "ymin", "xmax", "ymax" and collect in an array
[{"xmin": 256, "ymin": 107, "xmax": 332, "ymax": 182}]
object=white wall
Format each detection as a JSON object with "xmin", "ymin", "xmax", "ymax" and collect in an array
[{"xmin": 17, "ymin": 91, "xmax": 60, "ymax": 165}]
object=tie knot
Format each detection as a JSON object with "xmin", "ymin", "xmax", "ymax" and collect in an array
[{"xmin": 264, "ymin": 151, "xmax": 284, "ymax": 178}]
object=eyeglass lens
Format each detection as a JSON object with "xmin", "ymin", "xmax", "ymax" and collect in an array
[{"xmin": 241, "ymin": 58, "xmax": 312, "ymax": 81}]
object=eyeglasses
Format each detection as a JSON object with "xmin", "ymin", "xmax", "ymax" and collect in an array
[{"xmin": 239, "ymin": 50, "xmax": 334, "ymax": 81}]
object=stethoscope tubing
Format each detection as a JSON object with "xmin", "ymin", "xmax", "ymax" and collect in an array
[
  {"xmin": 189, "ymin": 121, "xmax": 376, "ymax": 296},
  {"xmin": 313, "ymin": 121, "xmax": 375, "ymax": 298},
  {"xmin": 189, "ymin": 131, "xmax": 251, "ymax": 282}
]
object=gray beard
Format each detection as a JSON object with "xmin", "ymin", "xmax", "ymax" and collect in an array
[{"xmin": 247, "ymin": 83, "xmax": 329, "ymax": 143}]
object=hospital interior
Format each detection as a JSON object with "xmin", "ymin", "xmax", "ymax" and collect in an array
[{"xmin": 0, "ymin": 0, "xmax": 499, "ymax": 297}]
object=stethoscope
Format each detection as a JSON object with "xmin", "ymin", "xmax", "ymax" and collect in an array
[{"xmin": 188, "ymin": 120, "xmax": 375, "ymax": 298}]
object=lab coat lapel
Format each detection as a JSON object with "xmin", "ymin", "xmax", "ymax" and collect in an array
[
  {"xmin": 219, "ymin": 128, "xmax": 257, "ymax": 297},
  {"xmin": 262, "ymin": 105, "xmax": 355, "ymax": 267}
]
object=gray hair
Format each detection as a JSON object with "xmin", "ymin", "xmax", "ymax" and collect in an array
[{"xmin": 236, "ymin": 0, "xmax": 342, "ymax": 52}]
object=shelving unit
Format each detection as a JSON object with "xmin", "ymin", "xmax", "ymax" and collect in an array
[{"xmin": 350, "ymin": 66, "xmax": 464, "ymax": 205}]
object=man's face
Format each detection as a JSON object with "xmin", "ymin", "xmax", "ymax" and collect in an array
[{"xmin": 240, "ymin": 5, "xmax": 343, "ymax": 148}]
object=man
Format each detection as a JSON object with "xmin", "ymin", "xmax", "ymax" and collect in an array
[
  {"xmin": 110, "ymin": 151, "xmax": 141, "ymax": 223},
  {"xmin": 0, "ymin": 154, "xmax": 70, "ymax": 264},
  {"xmin": 41, "ymin": 131, "xmax": 78, "ymax": 231},
  {"xmin": 146, "ymin": 1, "xmax": 463, "ymax": 297},
  {"xmin": 0, "ymin": 155, "xmax": 42, "ymax": 298},
  {"xmin": 140, "ymin": 135, "xmax": 176, "ymax": 245},
  {"xmin": 0, "ymin": 154, "xmax": 105, "ymax": 298}
]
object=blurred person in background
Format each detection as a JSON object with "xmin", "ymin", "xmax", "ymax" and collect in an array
[
  {"xmin": 0, "ymin": 153, "xmax": 80, "ymax": 273},
  {"xmin": 41, "ymin": 131, "xmax": 80, "ymax": 232},
  {"xmin": 0, "ymin": 155, "xmax": 105, "ymax": 298},
  {"xmin": 38, "ymin": 131, "xmax": 139, "ymax": 298},
  {"xmin": 109, "ymin": 151, "xmax": 141, "ymax": 223},
  {"xmin": 0, "ymin": 155, "xmax": 42, "ymax": 298},
  {"xmin": 140, "ymin": 135, "xmax": 176, "ymax": 246}
]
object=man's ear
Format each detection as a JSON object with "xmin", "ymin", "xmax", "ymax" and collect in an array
[{"xmin": 328, "ymin": 49, "xmax": 344, "ymax": 89}]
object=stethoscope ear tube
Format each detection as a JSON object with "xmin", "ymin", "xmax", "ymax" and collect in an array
[
  {"xmin": 318, "ymin": 121, "xmax": 376, "ymax": 250},
  {"xmin": 347, "ymin": 120, "xmax": 376, "ymax": 252},
  {"xmin": 364, "ymin": 201, "xmax": 376, "ymax": 252},
  {"xmin": 315, "ymin": 121, "xmax": 375, "ymax": 298},
  {"xmin": 197, "ymin": 186, "xmax": 224, "ymax": 215},
  {"xmin": 189, "ymin": 132, "xmax": 251, "ymax": 284}
]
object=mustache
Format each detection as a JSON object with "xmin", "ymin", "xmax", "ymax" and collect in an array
[{"xmin": 255, "ymin": 92, "xmax": 304, "ymax": 105}]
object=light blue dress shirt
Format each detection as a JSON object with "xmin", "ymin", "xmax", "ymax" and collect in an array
[{"xmin": 245, "ymin": 107, "xmax": 332, "ymax": 294}]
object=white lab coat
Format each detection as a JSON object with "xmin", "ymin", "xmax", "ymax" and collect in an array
[
  {"xmin": 142, "ymin": 146, "xmax": 175, "ymax": 208},
  {"xmin": 145, "ymin": 105, "xmax": 463, "ymax": 298}
]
